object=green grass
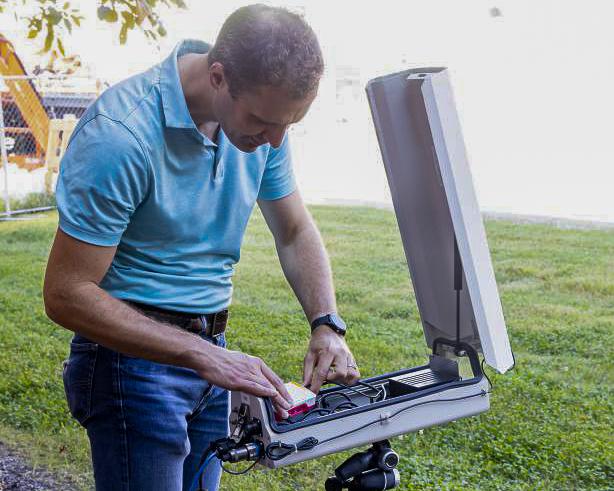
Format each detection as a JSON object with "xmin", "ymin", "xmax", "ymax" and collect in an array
[{"xmin": 0, "ymin": 207, "xmax": 612, "ymax": 490}]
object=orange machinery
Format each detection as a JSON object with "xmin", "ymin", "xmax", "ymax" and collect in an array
[
  {"xmin": 0, "ymin": 33, "xmax": 98, "ymax": 191},
  {"xmin": 0, "ymin": 32, "xmax": 51, "ymax": 170}
]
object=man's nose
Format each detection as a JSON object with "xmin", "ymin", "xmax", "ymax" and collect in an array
[{"xmin": 265, "ymin": 125, "xmax": 288, "ymax": 148}]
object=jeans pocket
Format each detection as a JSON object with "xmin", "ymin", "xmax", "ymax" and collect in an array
[{"xmin": 63, "ymin": 341, "xmax": 98, "ymax": 427}]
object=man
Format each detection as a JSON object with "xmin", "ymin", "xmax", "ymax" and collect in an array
[{"xmin": 43, "ymin": 4, "xmax": 360, "ymax": 491}]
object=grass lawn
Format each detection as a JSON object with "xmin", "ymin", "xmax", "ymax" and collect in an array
[{"xmin": 0, "ymin": 207, "xmax": 612, "ymax": 490}]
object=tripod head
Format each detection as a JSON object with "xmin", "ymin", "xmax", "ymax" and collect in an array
[{"xmin": 325, "ymin": 440, "xmax": 401, "ymax": 491}]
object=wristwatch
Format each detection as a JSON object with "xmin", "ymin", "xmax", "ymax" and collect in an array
[{"xmin": 310, "ymin": 313, "xmax": 347, "ymax": 336}]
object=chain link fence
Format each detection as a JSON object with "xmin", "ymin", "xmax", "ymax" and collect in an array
[{"xmin": 0, "ymin": 75, "xmax": 101, "ymax": 218}]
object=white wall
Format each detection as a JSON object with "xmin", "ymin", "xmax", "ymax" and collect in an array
[{"xmin": 3, "ymin": 0, "xmax": 613, "ymax": 222}]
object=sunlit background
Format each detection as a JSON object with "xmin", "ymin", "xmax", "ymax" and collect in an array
[{"xmin": 2, "ymin": 0, "xmax": 613, "ymax": 223}]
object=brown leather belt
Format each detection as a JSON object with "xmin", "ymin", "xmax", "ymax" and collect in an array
[{"xmin": 127, "ymin": 300, "xmax": 229, "ymax": 338}]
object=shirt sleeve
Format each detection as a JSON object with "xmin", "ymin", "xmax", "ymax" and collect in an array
[
  {"xmin": 257, "ymin": 132, "xmax": 296, "ymax": 200},
  {"xmin": 55, "ymin": 115, "xmax": 150, "ymax": 247}
]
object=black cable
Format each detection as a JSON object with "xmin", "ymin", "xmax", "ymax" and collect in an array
[
  {"xmin": 265, "ymin": 437, "xmax": 319, "ymax": 461},
  {"xmin": 285, "ymin": 407, "xmax": 333, "ymax": 424},
  {"xmin": 283, "ymin": 398, "xmax": 359, "ymax": 425},
  {"xmin": 220, "ymin": 455, "xmax": 262, "ymax": 475},
  {"xmin": 279, "ymin": 386, "xmax": 362, "ymax": 426},
  {"xmin": 330, "ymin": 401, "xmax": 359, "ymax": 412},
  {"xmin": 333, "ymin": 383, "xmax": 372, "ymax": 401},
  {"xmin": 355, "ymin": 380, "xmax": 386, "ymax": 402},
  {"xmin": 333, "ymin": 381, "xmax": 384, "ymax": 403},
  {"xmin": 455, "ymin": 288, "xmax": 461, "ymax": 345},
  {"xmin": 481, "ymin": 358, "xmax": 494, "ymax": 393},
  {"xmin": 320, "ymin": 390, "xmax": 354, "ymax": 408},
  {"xmin": 354, "ymin": 379, "xmax": 380, "ymax": 393}
]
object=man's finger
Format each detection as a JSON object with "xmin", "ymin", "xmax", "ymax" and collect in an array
[
  {"xmin": 310, "ymin": 351, "xmax": 335, "ymax": 394},
  {"xmin": 303, "ymin": 351, "xmax": 316, "ymax": 387},
  {"xmin": 275, "ymin": 406, "xmax": 289, "ymax": 420},
  {"xmin": 343, "ymin": 354, "xmax": 360, "ymax": 385},
  {"xmin": 243, "ymin": 376, "xmax": 291, "ymax": 417},
  {"xmin": 260, "ymin": 362, "xmax": 292, "ymax": 406},
  {"xmin": 257, "ymin": 379, "xmax": 291, "ymax": 418},
  {"xmin": 345, "ymin": 366, "xmax": 361, "ymax": 386},
  {"xmin": 269, "ymin": 392, "xmax": 290, "ymax": 419},
  {"xmin": 329, "ymin": 353, "xmax": 348, "ymax": 382},
  {"xmin": 242, "ymin": 380, "xmax": 278, "ymax": 399}
]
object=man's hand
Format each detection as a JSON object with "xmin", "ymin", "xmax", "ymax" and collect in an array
[
  {"xmin": 258, "ymin": 192, "xmax": 359, "ymax": 393},
  {"xmin": 194, "ymin": 346, "xmax": 293, "ymax": 418},
  {"xmin": 303, "ymin": 325, "xmax": 360, "ymax": 393},
  {"xmin": 44, "ymin": 229, "xmax": 294, "ymax": 418}
]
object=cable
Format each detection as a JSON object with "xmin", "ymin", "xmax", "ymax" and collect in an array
[
  {"xmin": 333, "ymin": 382, "xmax": 383, "ymax": 403},
  {"xmin": 188, "ymin": 451, "xmax": 216, "ymax": 491},
  {"xmin": 220, "ymin": 455, "xmax": 263, "ymax": 475},
  {"xmin": 355, "ymin": 380, "xmax": 386, "ymax": 402},
  {"xmin": 331, "ymin": 401, "xmax": 359, "ymax": 412},
  {"xmin": 284, "ymin": 399, "xmax": 359, "ymax": 425},
  {"xmin": 265, "ymin": 436, "xmax": 319, "ymax": 461},
  {"xmin": 354, "ymin": 380, "xmax": 380, "ymax": 392},
  {"xmin": 285, "ymin": 407, "xmax": 332, "ymax": 424},
  {"xmin": 312, "ymin": 381, "xmax": 384, "ymax": 418},
  {"xmin": 265, "ymin": 390, "xmax": 487, "ymax": 461},
  {"xmin": 320, "ymin": 390, "xmax": 354, "ymax": 408},
  {"xmin": 480, "ymin": 358, "xmax": 494, "ymax": 393},
  {"xmin": 280, "ymin": 386, "xmax": 363, "ymax": 426}
]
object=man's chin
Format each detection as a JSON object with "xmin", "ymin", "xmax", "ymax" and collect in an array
[
  {"xmin": 240, "ymin": 141, "xmax": 265, "ymax": 153},
  {"xmin": 227, "ymin": 135, "xmax": 259, "ymax": 153},
  {"xmin": 241, "ymin": 143, "xmax": 259, "ymax": 153}
]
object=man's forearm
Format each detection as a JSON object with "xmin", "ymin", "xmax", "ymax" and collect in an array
[
  {"xmin": 275, "ymin": 220, "xmax": 337, "ymax": 323},
  {"xmin": 45, "ymin": 280, "xmax": 293, "ymax": 413},
  {"xmin": 45, "ymin": 282, "xmax": 215, "ymax": 370}
]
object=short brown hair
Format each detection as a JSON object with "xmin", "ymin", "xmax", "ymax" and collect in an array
[{"xmin": 208, "ymin": 4, "xmax": 324, "ymax": 99}]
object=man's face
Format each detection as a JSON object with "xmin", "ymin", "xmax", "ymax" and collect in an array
[{"xmin": 210, "ymin": 65, "xmax": 317, "ymax": 152}]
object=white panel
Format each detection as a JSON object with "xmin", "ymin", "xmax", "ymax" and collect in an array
[{"xmin": 418, "ymin": 70, "xmax": 514, "ymax": 373}]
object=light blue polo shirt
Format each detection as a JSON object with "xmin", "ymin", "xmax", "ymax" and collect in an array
[{"xmin": 56, "ymin": 39, "xmax": 296, "ymax": 313}]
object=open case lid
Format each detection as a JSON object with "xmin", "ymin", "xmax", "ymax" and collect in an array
[{"xmin": 366, "ymin": 68, "xmax": 514, "ymax": 373}]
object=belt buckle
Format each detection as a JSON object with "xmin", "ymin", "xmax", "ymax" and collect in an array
[{"xmin": 209, "ymin": 309, "xmax": 228, "ymax": 338}]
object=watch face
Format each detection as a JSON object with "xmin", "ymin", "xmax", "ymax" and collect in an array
[{"xmin": 329, "ymin": 313, "xmax": 347, "ymax": 332}]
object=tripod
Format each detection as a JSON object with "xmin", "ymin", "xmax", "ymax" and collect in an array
[{"xmin": 324, "ymin": 440, "xmax": 400, "ymax": 490}]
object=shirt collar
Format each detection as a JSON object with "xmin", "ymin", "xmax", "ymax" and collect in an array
[{"xmin": 159, "ymin": 39, "xmax": 212, "ymax": 134}]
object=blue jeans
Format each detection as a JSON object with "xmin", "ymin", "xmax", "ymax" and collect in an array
[{"xmin": 62, "ymin": 332, "xmax": 230, "ymax": 491}]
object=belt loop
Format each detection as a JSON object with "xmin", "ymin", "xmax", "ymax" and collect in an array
[
  {"xmin": 211, "ymin": 309, "xmax": 229, "ymax": 337},
  {"xmin": 198, "ymin": 314, "xmax": 209, "ymax": 335}
]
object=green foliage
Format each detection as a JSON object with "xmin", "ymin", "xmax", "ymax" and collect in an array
[
  {"xmin": 1, "ymin": 0, "xmax": 187, "ymax": 65},
  {"xmin": 0, "ymin": 192, "xmax": 56, "ymax": 214},
  {"xmin": 0, "ymin": 208, "xmax": 612, "ymax": 490}
]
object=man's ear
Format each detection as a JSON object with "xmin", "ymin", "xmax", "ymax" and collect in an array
[{"xmin": 209, "ymin": 62, "xmax": 226, "ymax": 91}]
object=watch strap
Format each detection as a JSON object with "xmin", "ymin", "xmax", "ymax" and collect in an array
[{"xmin": 310, "ymin": 313, "xmax": 347, "ymax": 336}]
